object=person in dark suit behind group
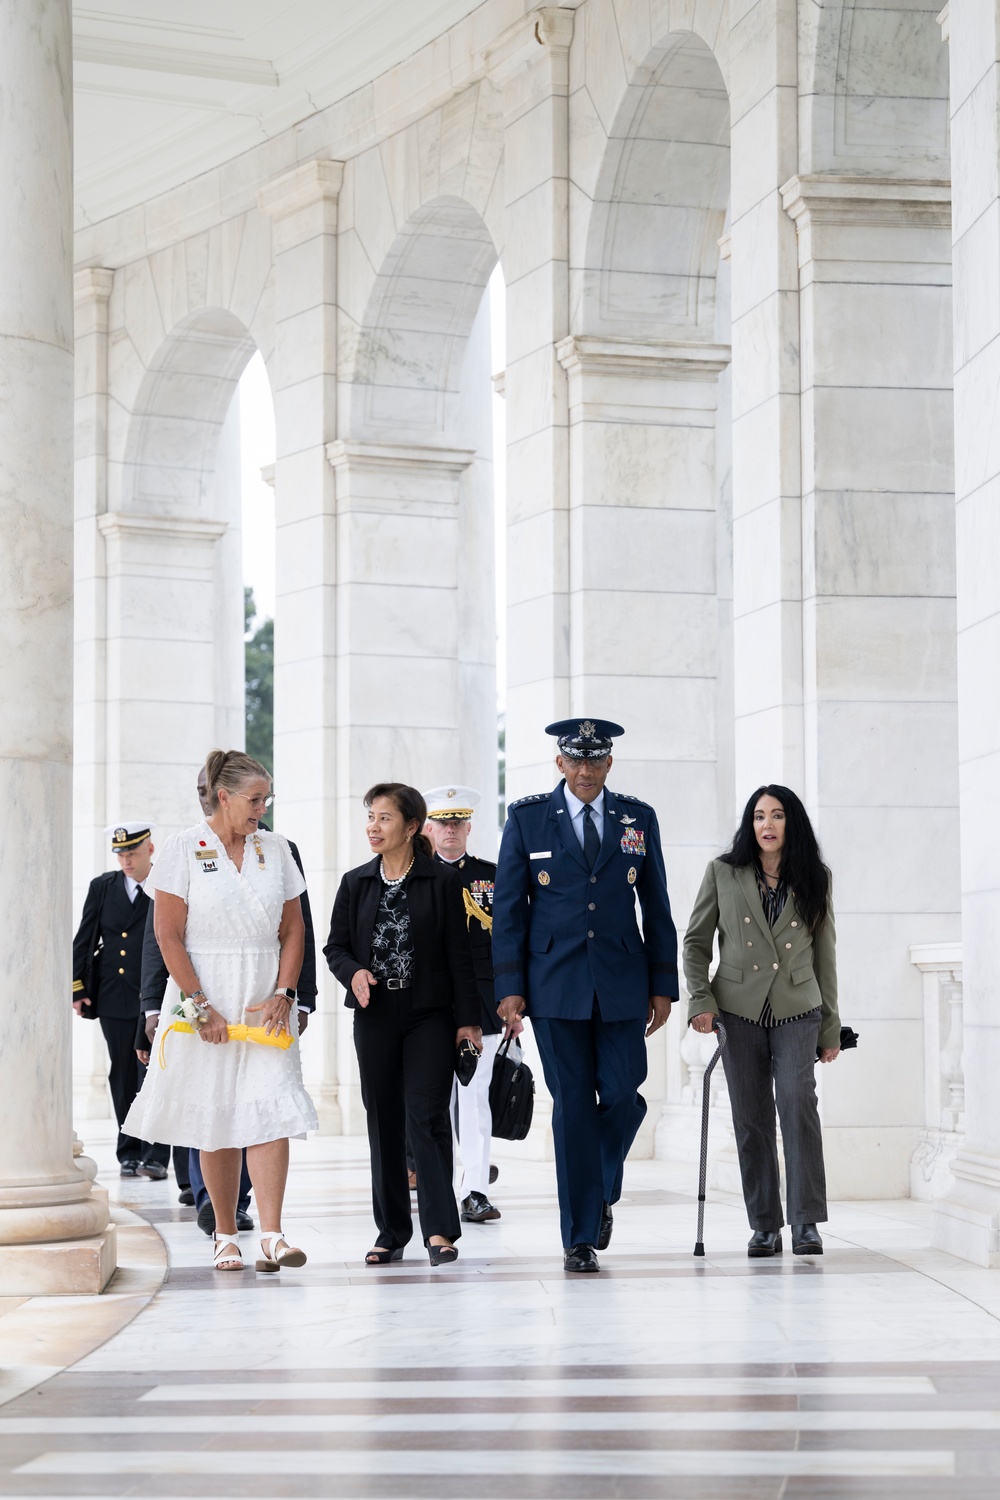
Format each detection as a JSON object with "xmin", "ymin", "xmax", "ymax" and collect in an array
[
  {"xmin": 73, "ymin": 822, "xmax": 170, "ymax": 1178},
  {"xmin": 492, "ymin": 719, "xmax": 678, "ymax": 1273},
  {"xmin": 324, "ymin": 782, "xmax": 482, "ymax": 1268}
]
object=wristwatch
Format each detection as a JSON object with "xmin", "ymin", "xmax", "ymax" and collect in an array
[{"xmin": 274, "ymin": 987, "xmax": 296, "ymax": 1003}]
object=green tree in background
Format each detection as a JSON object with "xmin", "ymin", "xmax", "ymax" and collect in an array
[{"xmin": 245, "ymin": 587, "xmax": 274, "ymax": 776}]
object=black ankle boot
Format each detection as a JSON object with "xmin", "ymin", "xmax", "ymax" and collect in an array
[
  {"xmin": 747, "ymin": 1229, "xmax": 782, "ymax": 1258},
  {"xmin": 791, "ymin": 1223, "xmax": 823, "ymax": 1255}
]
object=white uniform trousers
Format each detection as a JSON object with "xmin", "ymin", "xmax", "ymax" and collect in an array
[{"xmin": 453, "ymin": 1032, "xmax": 501, "ymax": 1197}]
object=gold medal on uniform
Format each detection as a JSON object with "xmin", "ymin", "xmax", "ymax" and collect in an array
[
  {"xmin": 627, "ymin": 866, "xmax": 637, "ymax": 884},
  {"xmin": 538, "ymin": 870, "xmax": 551, "ymax": 886}
]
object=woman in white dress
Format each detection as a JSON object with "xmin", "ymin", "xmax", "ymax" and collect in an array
[{"xmin": 124, "ymin": 750, "xmax": 318, "ymax": 1272}]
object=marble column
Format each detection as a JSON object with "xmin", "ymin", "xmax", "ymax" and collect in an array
[
  {"xmin": 781, "ymin": 175, "xmax": 958, "ymax": 1200},
  {"xmin": 97, "ymin": 512, "xmax": 228, "ymax": 836},
  {"xmin": 729, "ymin": 0, "xmax": 804, "ymax": 791},
  {"xmin": 258, "ymin": 159, "xmax": 344, "ymax": 1134},
  {"xmin": 323, "ymin": 439, "xmax": 476, "ymax": 1132},
  {"xmin": 0, "ymin": 0, "xmax": 114, "ymax": 1294},
  {"xmin": 486, "ymin": 8, "xmax": 574, "ymax": 797},
  {"xmin": 932, "ymin": 0, "xmax": 1000, "ymax": 1265},
  {"xmin": 73, "ymin": 268, "xmax": 115, "ymax": 1122},
  {"xmin": 554, "ymin": 334, "xmax": 730, "ymax": 1154}
]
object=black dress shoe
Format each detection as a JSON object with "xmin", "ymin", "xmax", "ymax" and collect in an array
[
  {"xmin": 489, "ymin": 1164, "xmax": 499, "ymax": 1185},
  {"xmin": 236, "ymin": 1210, "xmax": 255, "ymax": 1232},
  {"xmin": 461, "ymin": 1192, "xmax": 501, "ymax": 1222},
  {"xmin": 791, "ymin": 1223, "xmax": 823, "ymax": 1255},
  {"xmin": 197, "ymin": 1201, "xmax": 216, "ymax": 1236},
  {"xmin": 138, "ymin": 1161, "xmax": 168, "ymax": 1181},
  {"xmin": 119, "ymin": 1160, "xmax": 140, "ymax": 1177},
  {"xmin": 563, "ymin": 1244, "xmax": 600, "ymax": 1273},
  {"xmin": 747, "ymin": 1229, "xmax": 783, "ymax": 1258},
  {"xmin": 178, "ymin": 1188, "xmax": 195, "ymax": 1206},
  {"xmin": 598, "ymin": 1202, "xmax": 613, "ymax": 1251}
]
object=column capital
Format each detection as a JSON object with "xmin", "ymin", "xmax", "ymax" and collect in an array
[
  {"xmin": 97, "ymin": 511, "xmax": 228, "ymax": 548},
  {"xmin": 326, "ymin": 439, "xmax": 475, "ymax": 476},
  {"xmin": 258, "ymin": 159, "xmax": 344, "ymax": 246},
  {"xmin": 781, "ymin": 175, "xmax": 951, "ymax": 230},
  {"xmin": 326, "ymin": 440, "xmax": 475, "ymax": 516},
  {"xmin": 74, "ymin": 267, "xmax": 114, "ymax": 305},
  {"xmin": 484, "ymin": 6, "xmax": 575, "ymax": 92},
  {"xmin": 555, "ymin": 335, "xmax": 731, "ymax": 382},
  {"xmin": 74, "ymin": 268, "xmax": 114, "ymax": 336}
]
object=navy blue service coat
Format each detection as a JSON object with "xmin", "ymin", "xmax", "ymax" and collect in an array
[{"xmin": 492, "ymin": 780, "xmax": 678, "ymax": 1022}]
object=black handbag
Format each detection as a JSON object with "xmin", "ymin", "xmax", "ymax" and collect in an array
[{"xmin": 489, "ymin": 1035, "xmax": 535, "ymax": 1141}]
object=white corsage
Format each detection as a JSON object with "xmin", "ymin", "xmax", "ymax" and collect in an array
[{"xmin": 173, "ymin": 994, "xmax": 208, "ymax": 1025}]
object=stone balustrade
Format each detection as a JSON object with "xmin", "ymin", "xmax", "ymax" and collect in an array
[{"xmin": 910, "ymin": 944, "xmax": 965, "ymax": 1201}]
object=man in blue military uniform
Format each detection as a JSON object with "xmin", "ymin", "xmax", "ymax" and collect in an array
[{"xmin": 493, "ymin": 718, "xmax": 678, "ymax": 1272}]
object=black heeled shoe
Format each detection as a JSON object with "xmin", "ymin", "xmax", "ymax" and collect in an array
[
  {"xmin": 365, "ymin": 1245, "xmax": 404, "ymax": 1266},
  {"xmin": 747, "ymin": 1229, "xmax": 782, "ymax": 1258},
  {"xmin": 791, "ymin": 1223, "xmax": 823, "ymax": 1255},
  {"xmin": 427, "ymin": 1241, "xmax": 458, "ymax": 1265}
]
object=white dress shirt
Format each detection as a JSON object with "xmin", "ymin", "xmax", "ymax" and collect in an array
[
  {"xmin": 124, "ymin": 874, "xmax": 146, "ymax": 903},
  {"xmin": 563, "ymin": 785, "xmax": 605, "ymax": 851}
]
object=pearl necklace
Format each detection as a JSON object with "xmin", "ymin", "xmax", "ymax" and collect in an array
[{"xmin": 380, "ymin": 852, "xmax": 415, "ymax": 886}]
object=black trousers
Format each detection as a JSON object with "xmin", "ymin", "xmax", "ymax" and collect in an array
[
  {"xmin": 99, "ymin": 1017, "xmax": 169, "ymax": 1167},
  {"xmin": 719, "ymin": 1009, "xmax": 827, "ymax": 1231},
  {"xmin": 353, "ymin": 991, "xmax": 459, "ymax": 1247}
]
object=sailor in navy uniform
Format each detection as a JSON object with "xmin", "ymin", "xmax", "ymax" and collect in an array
[
  {"xmin": 492, "ymin": 719, "xmax": 678, "ymax": 1272},
  {"xmin": 424, "ymin": 785, "xmax": 502, "ymax": 1224},
  {"xmin": 72, "ymin": 823, "xmax": 170, "ymax": 1178}
]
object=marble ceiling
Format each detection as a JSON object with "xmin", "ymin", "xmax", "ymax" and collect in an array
[{"xmin": 73, "ymin": 0, "xmax": 484, "ymax": 229}]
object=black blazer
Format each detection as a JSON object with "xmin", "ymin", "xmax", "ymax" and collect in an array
[
  {"xmin": 324, "ymin": 850, "xmax": 480, "ymax": 1029},
  {"xmin": 72, "ymin": 871, "xmax": 150, "ymax": 1020}
]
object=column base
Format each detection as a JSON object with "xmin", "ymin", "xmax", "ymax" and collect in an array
[
  {"xmin": 0, "ymin": 1226, "xmax": 117, "ymax": 1296},
  {"xmin": 932, "ymin": 1150, "xmax": 1000, "ymax": 1267},
  {"xmin": 315, "ymin": 1086, "xmax": 343, "ymax": 1136}
]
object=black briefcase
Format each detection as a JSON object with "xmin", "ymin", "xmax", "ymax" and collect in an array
[{"xmin": 489, "ymin": 1036, "xmax": 535, "ymax": 1141}]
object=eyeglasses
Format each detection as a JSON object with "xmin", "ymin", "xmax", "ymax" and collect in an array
[{"xmin": 241, "ymin": 795, "xmax": 274, "ymax": 809}]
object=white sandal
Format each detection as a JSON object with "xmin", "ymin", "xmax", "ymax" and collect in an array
[
  {"xmin": 256, "ymin": 1230, "xmax": 307, "ymax": 1273},
  {"xmin": 213, "ymin": 1232, "xmax": 243, "ymax": 1271}
]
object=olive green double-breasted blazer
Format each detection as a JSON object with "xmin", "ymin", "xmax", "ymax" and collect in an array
[{"xmin": 683, "ymin": 859, "xmax": 840, "ymax": 1051}]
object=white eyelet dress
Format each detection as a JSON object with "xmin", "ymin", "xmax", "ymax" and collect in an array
[{"xmin": 123, "ymin": 821, "xmax": 318, "ymax": 1150}]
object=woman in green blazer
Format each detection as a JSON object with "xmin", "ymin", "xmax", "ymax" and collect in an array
[{"xmin": 685, "ymin": 785, "xmax": 840, "ymax": 1258}]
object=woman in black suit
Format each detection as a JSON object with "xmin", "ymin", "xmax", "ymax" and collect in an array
[{"xmin": 324, "ymin": 783, "xmax": 482, "ymax": 1266}]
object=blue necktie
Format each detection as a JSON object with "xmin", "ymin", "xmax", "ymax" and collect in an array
[{"xmin": 583, "ymin": 803, "xmax": 600, "ymax": 870}]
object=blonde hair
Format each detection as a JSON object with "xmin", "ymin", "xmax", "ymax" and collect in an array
[{"xmin": 203, "ymin": 749, "xmax": 271, "ymax": 810}]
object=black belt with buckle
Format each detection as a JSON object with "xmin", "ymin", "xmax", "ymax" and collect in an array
[{"xmin": 383, "ymin": 977, "xmax": 412, "ymax": 991}]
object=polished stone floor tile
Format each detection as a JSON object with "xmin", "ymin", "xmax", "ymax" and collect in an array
[{"xmin": 3, "ymin": 1126, "xmax": 1000, "ymax": 1498}]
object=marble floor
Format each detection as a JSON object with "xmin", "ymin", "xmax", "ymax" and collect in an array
[{"xmin": 4, "ymin": 1122, "xmax": 1000, "ymax": 1498}]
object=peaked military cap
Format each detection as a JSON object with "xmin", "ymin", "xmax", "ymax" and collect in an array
[
  {"xmin": 105, "ymin": 822, "xmax": 152, "ymax": 851},
  {"xmin": 424, "ymin": 785, "xmax": 481, "ymax": 820},
  {"xmin": 545, "ymin": 717, "xmax": 625, "ymax": 760}
]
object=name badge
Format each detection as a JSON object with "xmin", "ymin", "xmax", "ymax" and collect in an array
[
  {"xmin": 530, "ymin": 851, "xmax": 552, "ymax": 860},
  {"xmin": 195, "ymin": 849, "xmax": 219, "ymax": 861}
]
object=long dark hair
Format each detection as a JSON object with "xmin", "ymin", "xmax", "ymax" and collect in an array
[
  {"xmin": 364, "ymin": 782, "xmax": 433, "ymax": 859},
  {"xmin": 720, "ymin": 784, "xmax": 830, "ymax": 934}
]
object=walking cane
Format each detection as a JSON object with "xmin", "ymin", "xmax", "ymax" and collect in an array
[{"xmin": 693, "ymin": 1017, "xmax": 727, "ymax": 1257}]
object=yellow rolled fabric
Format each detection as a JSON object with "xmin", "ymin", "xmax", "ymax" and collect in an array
[{"xmin": 158, "ymin": 1021, "xmax": 295, "ymax": 1068}]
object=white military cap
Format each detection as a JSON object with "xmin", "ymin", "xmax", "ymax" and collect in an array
[
  {"xmin": 423, "ymin": 786, "xmax": 482, "ymax": 821},
  {"xmin": 104, "ymin": 821, "xmax": 152, "ymax": 851}
]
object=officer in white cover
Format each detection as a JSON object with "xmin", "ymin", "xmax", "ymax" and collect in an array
[{"xmin": 423, "ymin": 785, "xmax": 502, "ymax": 1223}]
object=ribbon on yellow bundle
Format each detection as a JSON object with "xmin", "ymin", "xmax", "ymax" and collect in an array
[
  {"xmin": 462, "ymin": 887, "xmax": 492, "ymax": 933},
  {"xmin": 158, "ymin": 1021, "xmax": 295, "ymax": 1069}
]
